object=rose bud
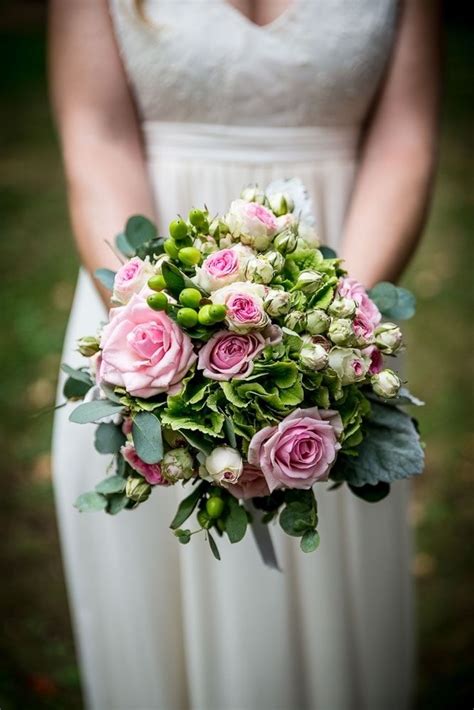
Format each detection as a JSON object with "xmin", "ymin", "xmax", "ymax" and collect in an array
[
  {"xmin": 243, "ymin": 256, "xmax": 274, "ymax": 284},
  {"xmin": 77, "ymin": 335, "xmax": 100, "ymax": 358},
  {"xmin": 294, "ymin": 270, "xmax": 324, "ymax": 294},
  {"xmin": 284, "ymin": 311, "xmax": 307, "ymax": 333},
  {"xmin": 273, "ymin": 228, "xmax": 298, "ymax": 255},
  {"xmin": 328, "ymin": 318, "xmax": 354, "ymax": 346},
  {"xmin": 371, "ymin": 369, "xmax": 401, "ymax": 398},
  {"xmin": 161, "ymin": 448, "xmax": 195, "ymax": 483},
  {"xmin": 125, "ymin": 476, "xmax": 152, "ymax": 503},
  {"xmin": 374, "ymin": 322, "xmax": 403, "ymax": 355},
  {"xmin": 328, "ymin": 347, "xmax": 370, "ymax": 385},
  {"xmin": 240, "ymin": 185, "xmax": 266, "ymax": 204},
  {"xmin": 328, "ymin": 297, "xmax": 357, "ymax": 319},
  {"xmin": 264, "ymin": 289, "xmax": 291, "ymax": 317},
  {"xmin": 263, "ymin": 250, "xmax": 285, "ymax": 273},
  {"xmin": 306, "ymin": 309, "xmax": 330, "ymax": 335},
  {"xmin": 299, "ymin": 343, "xmax": 329, "ymax": 370},
  {"xmin": 268, "ymin": 192, "xmax": 294, "ymax": 216},
  {"xmin": 202, "ymin": 446, "xmax": 243, "ymax": 485}
]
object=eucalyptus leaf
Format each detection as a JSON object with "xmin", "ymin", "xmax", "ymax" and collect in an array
[
  {"xmin": 107, "ymin": 493, "xmax": 129, "ymax": 515},
  {"xmin": 61, "ymin": 365, "xmax": 93, "ymax": 386},
  {"xmin": 125, "ymin": 215, "xmax": 157, "ymax": 249},
  {"xmin": 279, "ymin": 502, "xmax": 315, "ymax": 537},
  {"xmin": 95, "ymin": 475, "xmax": 126, "ymax": 495},
  {"xmin": 181, "ymin": 431, "xmax": 214, "ymax": 456},
  {"xmin": 116, "ymin": 232, "xmax": 135, "ymax": 257},
  {"xmin": 369, "ymin": 282, "xmax": 416, "ymax": 320},
  {"xmin": 349, "ymin": 482, "xmax": 391, "ymax": 503},
  {"xmin": 69, "ymin": 400, "xmax": 123, "ymax": 424},
  {"xmin": 300, "ymin": 529, "xmax": 320, "ymax": 553},
  {"xmin": 319, "ymin": 246, "xmax": 338, "ymax": 259},
  {"xmin": 94, "ymin": 423, "xmax": 126, "ymax": 454},
  {"xmin": 95, "ymin": 268, "xmax": 116, "ymax": 291},
  {"xmin": 132, "ymin": 411, "xmax": 163, "ymax": 464},
  {"xmin": 207, "ymin": 531, "xmax": 221, "ymax": 560},
  {"xmin": 63, "ymin": 377, "xmax": 92, "ymax": 400},
  {"xmin": 226, "ymin": 497, "xmax": 248, "ymax": 543},
  {"xmin": 74, "ymin": 491, "xmax": 107, "ymax": 513}
]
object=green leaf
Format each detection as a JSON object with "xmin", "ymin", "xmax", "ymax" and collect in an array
[
  {"xmin": 349, "ymin": 482, "xmax": 391, "ymax": 503},
  {"xmin": 170, "ymin": 482, "xmax": 207, "ymax": 530},
  {"xmin": 335, "ymin": 401, "xmax": 424, "ymax": 486},
  {"xmin": 319, "ymin": 246, "xmax": 338, "ymax": 259},
  {"xmin": 161, "ymin": 261, "xmax": 186, "ymax": 298},
  {"xmin": 116, "ymin": 232, "xmax": 135, "ymax": 257},
  {"xmin": 63, "ymin": 377, "xmax": 92, "ymax": 400},
  {"xmin": 125, "ymin": 215, "xmax": 157, "ymax": 249},
  {"xmin": 207, "ymin": 531, "xmax": 221, "ymax": 560},
  {"xmin": 224, "ymin": 417, "xmax": 237, "ymax": 448},
  {"xmin": 107, "ymin": 492, "xmax": 129, "ymax": 515},
  {"xmin": 69, "ymin": 400, "xmax": 123, "ymax": 424},
  {"xmin": 132, "ymin": 411, "xmax": 163, "ymax": 464},
  {"xmin": 225, "ymin": 496, "xmax": 248, "ymax": 543},
  {"xmin": 74, "ymin": 491, "xmax": 107, "ymax": 512},
  {"xmin": 94, "ymin": 268, "xmax": 116, "ymax": 290},
  {"xmin": 95, "ymin": 475, "xmax": 126, "ymax": 495},
  {"xmin": 94, "ymin": 423, "xmax": 126, "ymax": 454},
  {"xmin": 61, "ymin": 365, "xmax": 93, "ymax": 385},
  {"xmin": 175, "ymin": 529, "xmax": 192, "ymax": 544},
  {"xmin": 310, "ymin": 282, "xmax": 335, "ymax": 309},
  {"xmin": 181, "ymin": 430, "xmax": 214, "ymax": 456},
  {"xmin": 300, "ymin": 529, "xmax": 320, "ymax": 553},
  {"xmin": 368, "ymin": 282, "xmax": 416, "ymax": 320}
]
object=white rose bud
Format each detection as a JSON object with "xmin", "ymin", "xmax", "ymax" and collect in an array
[
  {"xmin": 274, "ymin": 228, "xmax": 298, "ymax": 255},
  {"xmin": 299, "ymin": 343, "xmax": 329, "ymax": 370},
  {"xmin": 284, "ymin": 311, "xmax": 307, "ymax": 333},
  {"xmin": 328, "ymin": 347, "xmax": 370, "ymax": 385},
  {"xmin": 243, "ymin": 256, "xmax": 274, "ymax": 284},
  {"xmin": 375, "ymin": 323, "xmax": 403, "ymax": 355},
  {"xmin": 268, "ymin": 192, "xmax": 294, "ymax": 217},
  {"xmin": 203, "ymin": 446, "xmax": 243, "ymax": 485},
  {"xmin": 328, "ymin": 318, "xmax": 355, "ymax": 346},
  {"xmin": 297, "ymin": 223, "xmax": 319, "ymax": 248},
  {"xmin": 161, "ymin": 448, "xmax": 195, "ymax": 483},
  {"xmin": 264, "ymin": 250, "xmax": 285, "ymax": 273},
  {"xmin": 294, "ymin": 270, "xmax": 324, "ymax": 294},
  {"xmin": 264, "ymin": 289, "xmax": 291, "ymax": 317},
  {"xmin": 306, "ymin": 309, "xmax": 330, "ymax": 335},
  {"xmin": 126, "ymin": 476, "xmax": 151, "ymax": 503},
  {"xmin": 193, "ymin": 234, "xmax": 218, "ymax": 256},
  {"xmin": 241, "ymin": 185, "xmax": 266, "ymax": 204},
  {"xmin": 371, "ymin": 369, "xmax": 401, "ymax": 398},
  {"xmin": 328, "ymin": 297, "xmax": 357, "ymax": 319}
]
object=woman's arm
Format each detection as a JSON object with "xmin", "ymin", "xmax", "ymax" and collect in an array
[
  {"xmin": 341, "ymin": 0, "xmax": 442, "ymax": 288},
  {"xmin": 48, "ymin": 0, "xmax": 155, "ymax": 302}
]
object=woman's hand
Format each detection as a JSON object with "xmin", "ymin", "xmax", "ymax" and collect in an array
[
  {"xmin": 48, "ymin": 0, "xmax": 156, "ymax": 305},
  {"xmin": 341, "ymin": 0, "xmax": 442, "ymax": 288}
]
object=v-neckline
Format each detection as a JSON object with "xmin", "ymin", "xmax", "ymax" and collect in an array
[{"xmin": 221, "ymin": 0, "xmax": 299, "ymax": 32}]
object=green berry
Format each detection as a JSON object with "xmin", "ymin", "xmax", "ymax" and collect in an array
[
  {"xmin": 169, "ymin": 218, "xmax": 188, "ymax": 241},
  {"xmin": 189, "ymin": 208, "xmax": 206, "ymax": 228},
  {"xmin": 164, "ymin": 238, "xmax": 180, "ymax": 259},
  {"xmin": 197, "ymin": 305, "xmax": 214, "ymax": 326},
  {"xmin": 147, "ymin": 292, "xmax": 168, "ymax": 311},
  {"xmin": 176, "ymin": 307, "xmax": 198, "ymax": 328},
  {"xmin": 206, "ymin": 496, "xmax": 225, "ymax": 519},
  {"xmin": 197, "ymin": 509, "xmax": 211, "ymax": 529},
  {"xmin": 147, "ymin": 274, "xmax": 166, "ymax": 291},
  {"xmin": 208, "ymin": 304, "xmax": 226, "ymax": 322},
  {"xmin": 178, "ymin": 247, "xmax": 202, "ymax": 266},
  {"xmin": 179, "ymin": 287, "xmax": 202, "ymax": 309}
]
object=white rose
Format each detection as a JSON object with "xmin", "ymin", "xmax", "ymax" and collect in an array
[
  {"xmin": 375, "ymin": 323, "xmax": 403, "ymax": 355},
  {"xmin": 112, "ymin": 256, "xmax": 155, "ymax": 305},
  {"xmin": 328, "ymin": 347, "xmax": 370, "ymax": 385},
  {"xmin": 225, "ymin": 199, "xmax": 278, "ymax": 251},
  {"xmin": 371, "ymin": 369, "xmax": 401, "ymax": 398},
  {"xmin": 201, "ymin": 446, "xmax": 243, "ymax": 485},
  {"xmin": 300, "ymin": 343, "xmax": 329, "ymax": 370}
]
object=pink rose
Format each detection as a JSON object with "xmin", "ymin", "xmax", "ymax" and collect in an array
[
  {"xmin": 226, "ymin": 199, "xmax": 278, "ymax": 250},
  {"xmin": 338, "ymin": 278, "xmax": 381, "ymax": 328},
  {"xmin": 194, "ymin": 245, "xmax": 251, "ymax": 291},
  {"xmin": 99, "ymin": 293, "xmax": 196, "ymax": 398},
  {"xmin": 363, "ymin": 345, "xmax": 384, "ymax": 374},
  {"xmin": 112, "ymin": 257, "xmax": 155, "ymax": 305},
  {"xmin": 226, "ymin": 464, "xmax": 270, "ymax": 500},
  {"xmin": 248, "ymin": 408, "xmax": 343, "ymax": 492},
  {"xmin": 121, "ymin": 442, "xmax": 168, "ymax": 485},
  {"xmin": 211, "ymin": 282, "xmax": 269, "ymax": 333},
  {"xmin": 352, "ymin": 309, "xmax": 375, "ymax": 343},
  {"xmin": 197, "ymin": 330, "xmax": 266, "ymax": 381}
]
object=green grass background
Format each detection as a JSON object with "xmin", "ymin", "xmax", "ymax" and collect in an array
[{"xmin": 0, "ymin": 7, "xmax": 473, "ymax": 709}]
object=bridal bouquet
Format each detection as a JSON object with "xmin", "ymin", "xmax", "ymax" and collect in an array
[{"xmin": 64, "ymin": 180, "xmax": 424, "ymax": 560}]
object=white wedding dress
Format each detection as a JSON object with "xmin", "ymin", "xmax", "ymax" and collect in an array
[{"xmin": 52, "ymin": 1, "xmax": 415, "ymax": 709}]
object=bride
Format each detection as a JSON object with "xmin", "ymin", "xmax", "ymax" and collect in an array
[{"xmin": 49, "ymin": 1, "xmax": 440, "ymax": 708}]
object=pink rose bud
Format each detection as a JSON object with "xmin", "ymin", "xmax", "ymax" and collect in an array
[
  {"xmin": 337, "ymin": 277, "xmax": 382, "ymax": 328},
  {"xmin": 121, "ymin": 442, "xmax": 168, "ymax": 485},
  {"xmin": 112, "ymin": 257, "xmax": 155, "ymax": 305}
]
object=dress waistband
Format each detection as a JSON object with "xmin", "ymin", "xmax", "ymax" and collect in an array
[{"xmin": 143, "ymin": 121, "xmax": 359, "ymax": 163}]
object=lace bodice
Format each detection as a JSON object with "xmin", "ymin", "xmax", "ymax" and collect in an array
[{"xmin": 109, "ymin": 0, "xmax": 398, "ymax": 128}]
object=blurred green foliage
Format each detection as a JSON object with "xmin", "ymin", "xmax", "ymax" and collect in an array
[{"xmin": 0, "ymin": 9, "xmax": 472, "ymax": 710}]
